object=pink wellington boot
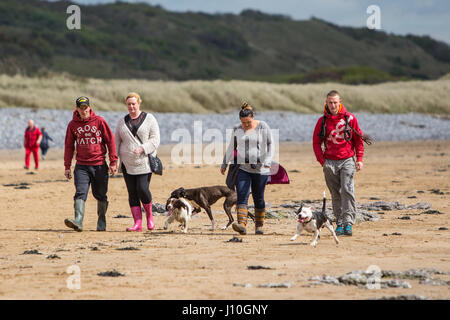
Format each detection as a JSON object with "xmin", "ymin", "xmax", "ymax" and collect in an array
[
  {"xmin": 126, "ymin": 206, "xmax": 142, "ymax": 232},
  {"xmin": 143, "ymin": 202, "xmax": 155, "ymax": 230}
]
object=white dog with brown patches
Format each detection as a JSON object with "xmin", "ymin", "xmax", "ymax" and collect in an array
[
  {"xmin": 290, "ymin": 191, "xmax": 340, "ymax": 247},
  {"xmin": 164, "ymin": 197, "xmax": 194, "ymax": 233}
]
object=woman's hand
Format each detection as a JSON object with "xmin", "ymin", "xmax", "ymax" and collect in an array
[{"xmin": 133, "ymin": 146, "xmax": 144, "ymax": 155}]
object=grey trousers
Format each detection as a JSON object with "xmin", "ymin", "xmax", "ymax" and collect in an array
[{"xmin": 323, "ymin": 158, "xmax": 356, "ymax": 225}]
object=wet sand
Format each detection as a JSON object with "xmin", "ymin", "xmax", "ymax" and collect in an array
[{"xmin": 0, "ymin": 140, "xmax": 449, "ymax": 299}]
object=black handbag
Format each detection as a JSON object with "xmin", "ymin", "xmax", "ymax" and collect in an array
[
  {"xmin": 148, "ymin": 152, "xmax": 163, "ymax": 175},
  {"xmin": 225, "ymin": 133, "xmax": 239, "ymax": 190},
  {"xmin": 124, "ymin": 114, "xmax": 163, "ymax": 175},
  {"xmin": 134, "ymin": 132, "xmax": 163, "ymax": 175}
]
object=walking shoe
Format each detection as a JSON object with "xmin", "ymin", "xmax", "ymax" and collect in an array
[
  {"xmin": 344, "ymin": 224, "xmax": 352, "ymax": 236},
  {"xmin": 335, "ymin": 224, "xmax": 344, "ymax": 236}
]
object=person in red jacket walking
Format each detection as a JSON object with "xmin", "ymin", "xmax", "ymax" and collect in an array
[
  {"xmin": 24, "ymin": 119, "xmax": 43, "ymax": 170},
  {"xmin": 64, "ymin": 96, "xmax": 118, "ymax": 232},
  {"xmin": 313, "ymin": 90, "xmax": 364, "ymax": 236}
]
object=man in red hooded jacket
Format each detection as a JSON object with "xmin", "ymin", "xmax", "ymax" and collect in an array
[
  {"xmin": 64, "ymin": 96, "xmax": 118, "ymax": 232},
  {"xmin": 313, "ymin": 90, "xmax": 364, "ymax": 236},
  {"xmin": 24, "ymin": 119, "xmax": 42, "ymax": 170}
]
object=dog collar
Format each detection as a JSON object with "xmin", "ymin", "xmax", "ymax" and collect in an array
[{"xmin": 298, "ymin": 216, "xmax": 312, "ymax": 224}]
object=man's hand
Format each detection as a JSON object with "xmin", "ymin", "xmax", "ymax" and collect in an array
[
  {"xmin": 220, "ymin": 167, "xmax": 226, "ymax": 175},
  {"xmin": 109, "ymin": 163, "xmax": 117, "ymax": 175},
  {"xmin": 356, "ymin": 161, "xmax": 363, "ymax": 171},
  {"xmin": 64, "ymin": 169, "xmax": 72, "ymax": 180}
]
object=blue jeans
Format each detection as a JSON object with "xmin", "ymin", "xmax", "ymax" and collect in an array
[{"xmin": 235, "ymin": 169, "xmax": 269, "ymax": 209}]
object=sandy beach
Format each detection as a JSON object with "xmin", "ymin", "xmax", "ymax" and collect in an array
[{"xmin": 0, "ymin": 140, "xmax": 449, "ymax": 300}]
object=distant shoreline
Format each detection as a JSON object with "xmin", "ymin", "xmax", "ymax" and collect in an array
[{"xmin": 1, "ymin": 107, "xmax": 449, "ymax": 150}]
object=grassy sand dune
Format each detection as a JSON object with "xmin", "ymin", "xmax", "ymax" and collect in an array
[{"xmin": 1, "ymin": 74, "xmax": 449, "ymax": 114}]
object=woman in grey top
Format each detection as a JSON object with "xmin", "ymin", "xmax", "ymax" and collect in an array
[
  {"xmin": 221, "ymin": 102, "xmax": 274, "ymax": 235},
  {"xmin": 115, "ymin": 92, "xmax": 160, "ymax": 232}
]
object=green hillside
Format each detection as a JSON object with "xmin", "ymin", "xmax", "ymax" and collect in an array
[{"xmin": 0, "ymin": 0, "xmax": 449, "ymax": 82}]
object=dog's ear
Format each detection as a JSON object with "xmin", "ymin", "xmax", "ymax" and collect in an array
[
  {"xmin": 296, "ymin": 203, "xmax": 303, "ymax": 215},
  {"xmin": 180, "ymin": 188, "xmax": 186, "ymax": 197},
  {"xmin": 173, "ymin": 200, "xmax": 181, "ymax": 209},
  {"xmin": 165, "ymin": 198, "xmax": 172, "ymax": 211}
]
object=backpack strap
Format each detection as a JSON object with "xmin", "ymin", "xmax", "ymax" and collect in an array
[
  {"xmin": 343, "ymin": 114, "xmax": 352, "ymax": 142},
  {"xmin": 318, "ymin": 115, "xmax": 327, "ymax": 140}
]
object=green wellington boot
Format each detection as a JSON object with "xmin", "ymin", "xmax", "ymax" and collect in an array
[
  {"xmin": 96, "ymin": 201, "xmax": 108, "ymax": 231},
  {"xmin": 64, "ymin": 199, "xmax": 85, "ymax": 232}
]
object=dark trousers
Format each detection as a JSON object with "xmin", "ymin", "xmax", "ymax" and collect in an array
[
  {"xmin": 122, "ymin": 163, "xmax": 152, "ymax": 207},
  {"xmin": 40, "ymin": 146, "xmax": 49, "ymax": 156},
  {"xmin": 74, "ymin": 163, "xmax": 109, "ymax": 202},
  {"xmin": 235, "ymin": 169, "xmax": 269, "ymax": 209}
]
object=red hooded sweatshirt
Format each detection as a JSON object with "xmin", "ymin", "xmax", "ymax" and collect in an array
[
  {"xmin": 64, "ymin": 109, "xmax": 118, "ymax": 170},
  {"xmin": 312, "ymin": 104, "xmax": 364, "ymax": 166},
  {"xmin": 24, "ymin": 126, "xmax": 42, "ymax": 149}
]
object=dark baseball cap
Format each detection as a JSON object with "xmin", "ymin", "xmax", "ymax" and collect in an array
[{"xmin": 76, "ymin": 96, "xmax": 90, "ymax": 108}]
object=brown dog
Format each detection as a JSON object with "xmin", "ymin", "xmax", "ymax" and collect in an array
[{"xmin": 169, "ymin": 186, "xmax": 255, "ymax": 230}]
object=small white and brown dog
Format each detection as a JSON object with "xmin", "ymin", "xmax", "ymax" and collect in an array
[
  {"xmin": 290, "ymin": 191, "xmax": 340, "ymax": 247},
  {"xmin": 164, "ymin": 197, "xmax": 194, "ymax": 233}
]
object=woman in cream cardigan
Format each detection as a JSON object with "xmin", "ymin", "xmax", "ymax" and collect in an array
[{"xmin": 115, "ymin": 92, "xmax": 160, "ymax": 232}]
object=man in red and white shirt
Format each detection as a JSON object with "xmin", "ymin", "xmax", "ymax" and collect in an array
[
  {"xmin": 313, "ymin": 90, "xmax": 364, "ymax": 236},
  {"xmin": 64, "ymin": 96, "xmax": 117, "ymax": 232},
  {"xmin": 24, "ymin": 119, "xmax": 42, "ymax": 170}
]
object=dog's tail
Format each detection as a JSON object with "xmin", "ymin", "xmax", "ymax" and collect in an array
[{"xmin": 322, "ymin": 191, "xmax": 326, "ymax": 215}]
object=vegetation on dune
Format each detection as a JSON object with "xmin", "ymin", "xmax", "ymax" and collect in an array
[{"xmin": 0, "ymin": 73, "xmax": 449, "ymax": 114}]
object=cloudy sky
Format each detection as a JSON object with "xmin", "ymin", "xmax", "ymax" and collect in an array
[{"xmin": 63, "ymin": 0, "xmax": 449, "ymax": 44}]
